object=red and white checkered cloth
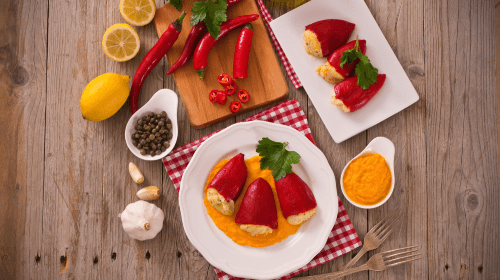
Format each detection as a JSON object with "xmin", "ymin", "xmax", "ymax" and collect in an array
[
  {"xmin": 255, "ymin": 0, "xmax": 302, "ymax": 89},
  {"xmin": 163, "ymin": 99, "xmax": 361, "ymax": 280}
]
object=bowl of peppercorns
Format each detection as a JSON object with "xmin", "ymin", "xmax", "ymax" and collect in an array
[{"xmin": 125, "ymin": 89, "xmax": 178, "ymax": 161}]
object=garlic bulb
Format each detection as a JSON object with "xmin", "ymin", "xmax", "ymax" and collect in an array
[{"xmin": 118, "ymin": 201, "xmax": 164, "ymax": 241}]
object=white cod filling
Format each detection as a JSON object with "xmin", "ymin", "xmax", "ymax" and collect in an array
[
  {"xmin": 287, "ymin": 208, "xmax": 316, "ymax": 225},
  {"xmin": 240, "ymin": 224, "xmax": 273, "ymax": 236},
  {"xmin": 207, "ymin": 188, "xmax": 234, "ymax": 215}
]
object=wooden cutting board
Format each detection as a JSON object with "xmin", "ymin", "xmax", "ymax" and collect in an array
[{"xmin": 153, "ymin": 0, "xmax": 288, "ymax": 128}]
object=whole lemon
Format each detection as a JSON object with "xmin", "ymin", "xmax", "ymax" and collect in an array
[{"xmin": 80, "ymin": 73, "xmax": 130, "ymax": 121}]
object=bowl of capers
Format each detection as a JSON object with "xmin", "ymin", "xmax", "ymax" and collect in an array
[{"xmin": 125, "ymin": 89, "xmax": 178, "ymax": 161}]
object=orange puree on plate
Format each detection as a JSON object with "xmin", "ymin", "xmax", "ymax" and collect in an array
[
  {"xmin": 342, "ymin": 153, "xmax": 392, "ymax": 206},
  {"xmin": 204, "ymin": 155, "xmax": 301, "ymax": 247}
]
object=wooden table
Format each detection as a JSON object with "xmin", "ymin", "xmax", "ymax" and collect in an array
[{"xmin": 1, "ymin": 0, "xmax": 498, "ymax": 279}]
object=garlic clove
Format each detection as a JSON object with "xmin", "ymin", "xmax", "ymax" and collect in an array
[
  {"xmin": 129, "ymin": 162, "xmax": 145, "ymax": 184},
  {"xmin": 137, "ymin": 186, "xmax": 161, "ymax": 201}
]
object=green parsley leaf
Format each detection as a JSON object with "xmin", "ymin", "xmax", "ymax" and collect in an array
[
  {"xmin": 340, "ymin": 38, "xmax": 360, "ymax": 67},
  {"xmin": 256, "ymin": 137, "xmax": 301, "ymax": 181},
  {"xmin": 355, "ymin": 56, "xmax": 378, "ymax": 89},
  {"xmin": 339, "ymin": 37, "xmax": 379, "ymax": 90},
  {"xmin": 170, "ymin": 0, "xmax": 182, "ymax": 11},
  {"xmin": 190, "ymin": 0, "xmax": 227, "ymax": 39}
]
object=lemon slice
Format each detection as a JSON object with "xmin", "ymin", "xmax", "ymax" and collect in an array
[
  {"xmin": 102, "ymin": 23, "xmax": 140, "ymax": 62},
  {"xmin": 120, "ymin": 0, "xmax": 156, "ymax": 27}
]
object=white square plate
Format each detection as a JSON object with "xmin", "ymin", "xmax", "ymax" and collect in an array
[{"xmin": 270, "ymin": 0, "xmax": 419, "ymax": 143}]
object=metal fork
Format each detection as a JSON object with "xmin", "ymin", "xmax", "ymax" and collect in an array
[
  {"xmin": 340, "ymin": 207, "xmax": 406, "ymax": 274},
  {"xmin": 296, "ymin": 246, "xmax": 421, "ymax": 280}
]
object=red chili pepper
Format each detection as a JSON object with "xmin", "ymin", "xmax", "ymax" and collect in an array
[
  {"xmin": 237, "ymin": 89, "xmax": 249, "ymax": 103},
  {"xmin": 216, "ymin": 91, "xmax": 227, "ymax": 105},
  {"xmin": 129, "ymin": 11, "xmax": 186, "ymax": 114},
  {"xmin": 233, "ymin": 23, "xmax": 254, "ymax": 79},
  {"xmin": 193, "ymin": 14, "xmax": 259, "ymax": 79},
  {"xmin": 217, "ymin": 73, "xmax": 232, "ymax": 86},
  {"xmin": 225, "ymin": 80, "xmax": 237, "ymax": 95},
  {"xmin": 166, "ymin": 0, "xmax": 242, "ymax": 75},
  {"xmin": 209, "ymin": 89, "xmax": 218, "ymax": 103},
  {"xmin": 229, "ymin": 100, "xmax": 241, "ymax": 113}
]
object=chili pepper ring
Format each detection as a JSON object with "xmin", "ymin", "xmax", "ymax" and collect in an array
[
  {"xmin": 129, "ymin": 11, "xmax": 186, "ymax": 114},
  {"xmin": 233, "ymin": 23, "xmax": 254, "ymax": 79}
]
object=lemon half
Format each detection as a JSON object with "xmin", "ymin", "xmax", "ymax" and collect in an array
[
  {"xmin": 102, "ymin": 23, "xmax": 140, "ymax": 62},
  {"xmin": 120, "ymin": 0, "xmax": 156, "ymax": 27}
]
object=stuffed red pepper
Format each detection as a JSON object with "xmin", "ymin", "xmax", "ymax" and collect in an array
[
  {"xmin": 235, "ymin": 178, "xmax": 278, "ymax": 236},
  {"xmin": 275, "ymin": 173, "xmax": 317, "ymax": 225},
  {"xmin": 332, "ymin": 74, "xmax": 387, "ymax": 112},
  {"xmin": 316, "ymin": 39, "xmax": 367, "ymax": 84},
  {"xmin": 303, "ymin": 19, "xmax": 355, "ymax": 57},
  {"xmin": 206, "ymin": 153, "xmax": 248, "ymax": 215}
]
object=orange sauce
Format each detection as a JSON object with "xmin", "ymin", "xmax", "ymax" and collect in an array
[
  {"xmin": 342, "ymin": 153, "xmax": 392, "ymax": 206},
  {"xmin": 204, "ymin": 155, "xmax": 302, "ymax": 247}
]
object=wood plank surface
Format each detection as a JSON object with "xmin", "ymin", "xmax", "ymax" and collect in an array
[
  {"xmin": 0, "ymin": 0, "xmax": 47, "ymax": 279},
  {"xmin": 0, "ymin": 0, "xmax": 498, "ymax": 279},
  {"xmin": 425, "ymin": 0, "xmax": 500, "ymax": 279},
  {"xmin": 365, "ymin": 0, "xmax": 428, "ymax": 279},
  {"xmin": 153, "ymin": 0, "xmax": 288, "ymax": 128}
]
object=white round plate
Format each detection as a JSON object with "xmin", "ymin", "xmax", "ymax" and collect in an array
[{"xmin": 179, "ymin": 121, "xmax": 338, "ymax": 279}]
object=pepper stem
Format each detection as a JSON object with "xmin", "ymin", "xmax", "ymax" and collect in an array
[
  {"xmin": 172, "ymin": 11, "xmax": 187, "ymax": 31},
  {"xmin": 244, "ymin": 23, "xmax": 253, "ymax": 31},
  {"xmin": 196, "ymin": 69, "xmax": 205, "ymax": 80},
  {"xmin": 144, "ymin": 222, "xmax": 151, "ymax": 231}
]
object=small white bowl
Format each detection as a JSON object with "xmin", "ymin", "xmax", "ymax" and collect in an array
[
  {"xmin": 125, "ymin": 89, "xmax": 178, "ymax": 161},
  {"xmin": 340, "ymin": 137, "xmax": 395, "ymax": 209}
]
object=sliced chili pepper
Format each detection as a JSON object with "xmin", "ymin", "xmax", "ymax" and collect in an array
[
  {"xmin": 233, "ymin": 23, "xmax": 254, "ymax": 79},
  {"xmin": 225, "ymin": 80, "xmax": 237, "ymax": 95},
  {"xmin": 129, "ymin": 11, "xmax": 186, "ymax": 114},
  {"xmin": 229, "ymin": 100, "xmax": 241, "ymax": 113},
  {"xmin": 165, "ymin": 0, "xmax": 242, "ymax": 75},
  {"xmin": 193, "ymin": 14, "xmax": 259, "ymax": 79},
  {"xmin": 237, "ymin": 89, "xmax": 250, "ymax": 103},
  {"xmin": 216, "ymin": 91, "xmax": 227, "ymax": 105},
  {"xmin": 209, "ymin": 90, "xmax": 218, "ymax": 103},
  {"xmin": 217, "ymin": 73, "xmax": 232, "ymax": 86}
]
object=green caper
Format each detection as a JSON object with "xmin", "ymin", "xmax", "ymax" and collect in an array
[
  {"xmin": 155, "ymin": 150, "xmax": 161, "ymax": 155},
  {"xmin": 166, "ymin": 123, "xmax": 172, "ymax": 129},
  {"xmin": 140, "ymin": 149, "xmax": 146, "ymax": 155}
]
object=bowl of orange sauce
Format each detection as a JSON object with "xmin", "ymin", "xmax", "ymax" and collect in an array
[{"xmin": 340, "ymin": 137, "xmax": 395, "ymax": 209}]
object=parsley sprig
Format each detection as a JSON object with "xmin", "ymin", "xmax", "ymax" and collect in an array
[
  {"xmin": 170, "ymin": 0, "xmax": 183, "ymax": 11},
  {"xmin": 340, "ymin": 37, "xmax": 378, "ymax": 90},
  {"xmin": 256, "ymin": 137, "xmax": 301, "ymax": 181},
  {"xmin": 190, "ymin": 0, "xmax": 228, "ymax": 39}
]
